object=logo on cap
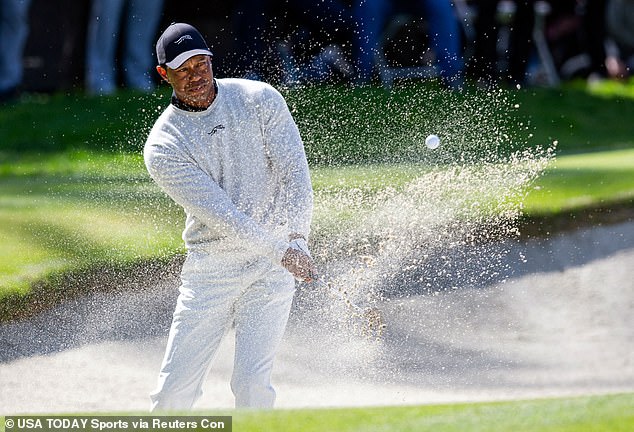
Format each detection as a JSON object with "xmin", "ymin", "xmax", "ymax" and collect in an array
[{"xmin": 175, "ymin": 35, "xmax": 193, "ymax": 44}]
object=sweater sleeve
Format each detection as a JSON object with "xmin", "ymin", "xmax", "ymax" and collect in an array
[
  {"xmin": 260, "ymin": 86, "xmax": 314, "ymax": 239},
  {"xmin": 144, "ymin": 137, "xmax": 289, "ymax": 264}
]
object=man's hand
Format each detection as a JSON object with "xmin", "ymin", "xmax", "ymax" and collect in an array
[{"xmin": 281, "ymin": 247, "xmax": 317, "ymax": 282}]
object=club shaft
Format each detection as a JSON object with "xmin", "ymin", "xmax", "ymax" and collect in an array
[{"xmin": 315, "ymin": 279, "xmax": 364, "ymax": 313}]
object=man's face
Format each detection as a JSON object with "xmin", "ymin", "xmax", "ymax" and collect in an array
[{"xmin": 159, "ymin": 55, "xmax": 214, "ymax": 108}]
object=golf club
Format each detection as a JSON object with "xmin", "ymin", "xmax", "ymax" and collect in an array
[{"xmin": 313, "ymin": 278, "xmax": 386, "ymax": 338}]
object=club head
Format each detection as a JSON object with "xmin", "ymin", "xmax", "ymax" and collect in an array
[{"xmin": 362, "ymin": 306, "xmax": 386, "ymax": 338}]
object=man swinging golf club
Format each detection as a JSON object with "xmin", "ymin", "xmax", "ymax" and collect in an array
[{"xmin": 144, "ymin": 22, "xmax": 316, "ymax": 411}]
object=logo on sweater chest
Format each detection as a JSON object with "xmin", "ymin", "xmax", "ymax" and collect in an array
[{"xmin": 208, "ymin": 124, "xmax": 225, "ymax": 136}]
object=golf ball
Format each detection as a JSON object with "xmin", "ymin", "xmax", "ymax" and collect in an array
[{"xmin": 425, "ymin": 134, "xmax": 440, "ymax": 150}]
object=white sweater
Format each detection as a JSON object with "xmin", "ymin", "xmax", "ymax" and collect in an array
[{"xmin": 144, "ymin": 78, "xmax": 313, "ymax": 265}]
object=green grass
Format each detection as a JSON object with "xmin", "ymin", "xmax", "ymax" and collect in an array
[
  {"xmin": 523, "ymin": 148, "xmax": 634, "ymax": 214},
  {"xmin": 228, "ymin": 394, "xmax": 634, "ymax": 432},
  {"xmin": 4, "ymin": 79, "xmax": 634, "ymax": 161},
  {"xmin": 1, "ymin": 393, "xmax": 631, "ymax": 432},
  {"xmin": 511, "ymin": 79, "xmax": 634, "ymax": 155},
  {"xmin": 0, "ymin": 91, "xmax": 164, "ymax": 154},
  {"xmin": 0, "ymin": 150, "xmax": 184, "ymax": 317}
]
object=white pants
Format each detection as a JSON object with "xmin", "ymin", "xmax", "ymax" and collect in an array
[{"xmin": 150, "ymin": 246, "xmax": 295, "ymax": 411}]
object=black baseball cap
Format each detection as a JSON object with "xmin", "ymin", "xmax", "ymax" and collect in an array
[{"xmin": 156, "ymin": 23, "xmax": 213, "ymax": 69}]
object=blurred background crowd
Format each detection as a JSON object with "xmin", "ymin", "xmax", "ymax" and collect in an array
[{"xmin": 1, "ymin": 0, "xmax": 633, "ymax": 102}]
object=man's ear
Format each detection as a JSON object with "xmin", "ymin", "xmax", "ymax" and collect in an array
[{"xmin": 156, "ymin": 65, "xmax": 169, "ymax": 83}]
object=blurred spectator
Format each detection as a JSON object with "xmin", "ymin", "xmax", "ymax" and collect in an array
[
  {"xmin": 467, "ymin": 0, "xmax": 536, "ymax": 86},
  {"xmin": 0, "ymin": 0, "xmax": 31, "ymax": 102},
  {"xmin": 279, "ymin": 0, "xmax": 354, "ymax": 84},
  {"xmin": 543, "ymin": 0, "xmax": 585, "ymax": 78},
  {"xmin": 581, "ymin": 0, "xmax": 608, "ymax": 80},
  {"xmin": 230, "ymin": 0, "xmax": 354, "ymax": 85},
  {"xmin": 351, "ymin": 0, "xmax": 464, "ymax": 88},
  {"xmin": 85, "ymin": 0, "xmax": 164, "ymax": 95},
  {"xmin": 606, "ymin": 0, "xmax": 634, "ymax": 78},
  {"xmin": 544, "ymin": 0, "xmax": 610, "ymax": 81},
  {"xmin": 230, "ymin": 0, "xmax": 275, "ymax": 81}
]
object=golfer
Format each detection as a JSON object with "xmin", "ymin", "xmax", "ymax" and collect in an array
[{"xmin": 144, "ymin": 22, "xmax": 316, "ymax": 411}]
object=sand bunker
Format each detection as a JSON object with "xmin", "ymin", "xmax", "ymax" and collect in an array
[{"xmin": 1, "ymin": 221, "xmax": 632, "ymax": 414}]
